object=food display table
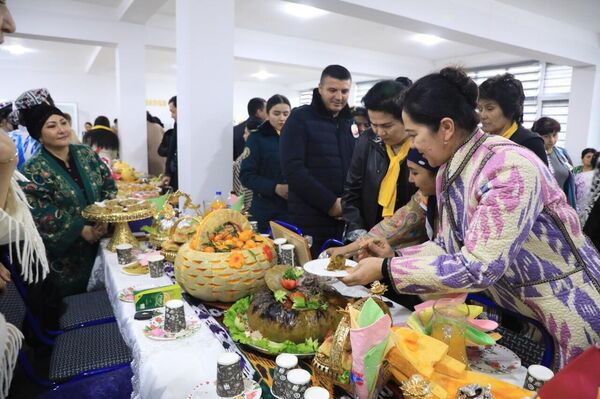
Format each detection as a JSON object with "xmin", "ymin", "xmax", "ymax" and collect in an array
[{"xmin": 95, "ymin": 240, "xmax": 528, "ymax": 398}]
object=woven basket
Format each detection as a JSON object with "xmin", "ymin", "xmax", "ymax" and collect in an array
[{"xmin": 175, "ymin": 241, "xmax": 275, "ymax": 302}]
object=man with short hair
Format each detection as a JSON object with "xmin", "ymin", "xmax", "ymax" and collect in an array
[
  {"xmin": 233, "ymin": 97, "xmax": 266, "ymax": 160},
  {"xmin": 280, "ymin": 65, "xmax": 355, "ymax": 256}
]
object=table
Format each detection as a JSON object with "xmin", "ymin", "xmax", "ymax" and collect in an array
[{"xmin": 95, "ymin": 240, "xmax": 528, "ymax": 398}]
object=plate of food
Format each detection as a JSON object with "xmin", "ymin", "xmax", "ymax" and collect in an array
[
  {"xmin": 223, "ymin": 266, "xmax": 347, "ymax": 356},
  {"xmin": 118, "ymin": 286, "xmax": 135, "ymax": 302},
  {"xmin": 303, "ymin": 256, "xmax": 357, "ymax": 278},
  {"xmin": 121, "ymin": 261, "xmax": 149, "ymax": 276}
]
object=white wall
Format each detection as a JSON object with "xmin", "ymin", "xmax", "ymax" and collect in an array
[
  {"xmin": 145, "ymin": 74, "xmax": 301, "ymax": 128},
  {"xmin": 0, "ymin": 67, "xmax": 117, "ymax": 135}
]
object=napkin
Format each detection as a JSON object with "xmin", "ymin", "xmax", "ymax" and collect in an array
[
  {"xmin": 349, "ymin": 298, "xmax": 392, "ymax": 398},
  {"xmin": 230, "ymin": 193, "xmax": 244, "ymax": 212}
]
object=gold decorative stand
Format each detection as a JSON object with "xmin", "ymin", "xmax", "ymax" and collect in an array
[{"xmin": 82, "ymin": 207, "xmax": 156, "ymax": 252}]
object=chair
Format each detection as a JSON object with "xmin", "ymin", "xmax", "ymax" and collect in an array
[
  {"xmin": 467, "ymin": 293, "xmax": 555, "ymax": 368},
  {"xmin": 1, "ymin": 250, "xmax": 116, "ymax": 333},
  {"xmin": 0, "ymin": 280, "xmax": 132, "ymax": 388},
  {"xmin": 272, "ymin": 220, "xmax": 304, "ymax": 236}
]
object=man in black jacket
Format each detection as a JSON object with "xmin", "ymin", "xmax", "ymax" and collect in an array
[
  {"xmin": 280, "ymin": 65, "xmax": 356, "ymax": 256},
  {"xmin": 160, "ymin": 96, "xmax": 178, "ymax": 191},
  {"xmin": 233, "ymin": 98, "xmax": 266, "ymax": 160}
]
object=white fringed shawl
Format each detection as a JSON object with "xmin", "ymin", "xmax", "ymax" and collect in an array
[
  {"xmin": 0, "ymin": 314, "xmax": 23, "ymax": 399},
  {"xmin": 0, "ymin": 171, "xmax": 49, "ymax": 283}
]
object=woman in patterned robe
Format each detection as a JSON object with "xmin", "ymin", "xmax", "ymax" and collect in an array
[
  {"xmin": 344, "ymin": 67, "xmax": 600, "ymax": 369},
  {"xmin": 18, "ymin": 104, "xmax": 116, "ymax": 305}
]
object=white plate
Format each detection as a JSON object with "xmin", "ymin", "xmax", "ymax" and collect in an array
[
  {"xmin": 143, "ymin": 316, "xmax": 200, "ymax": 341},
  {"xmin": 467, "ymin": 344, "xmax": 521, "ymax": 374},
  {"xmin": 187, "ymin": 378, "xmax": 261, "ymax": 399},
  {"xmin": 303, "ymin": 258, "xmax": 357, "ymax": 277}
]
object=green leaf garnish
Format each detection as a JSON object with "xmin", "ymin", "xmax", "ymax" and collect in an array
[{"xmin": 274, "ymin": 290, "xmax": 288, "ymax": 303}]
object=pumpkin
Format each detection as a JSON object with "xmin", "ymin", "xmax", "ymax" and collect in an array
[{"xmin": 174, "ymin": 209, "xmax": 276, "ymax": 302}]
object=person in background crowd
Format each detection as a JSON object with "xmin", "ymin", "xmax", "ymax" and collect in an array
[
  {"xmin": 0, "ymin": 102, "xmax": 13, "ymax": 135},
  {"xmin": 84, "ymin": 121, "xmax": 92, "ymax": 133},
  {"xmin": 147, "ymin": 111, "xmax": 164, "ymax": 176},
  {"xmin": 478, "ymin": 73, "xmax": 548, "ymax": 164},
  {"xmin": 161, "ymin": 96, "xmax": 178, "ymax": 191},
  {"xmin": 343, "ymin": 79, "xmax": 417, "ymax": 243},
  {"xmin": 0, "ymin": 0, "xmax": 15, "ymax": 45},
  {"xmin": 19, "ymin": 103, "xmax": 116, "ymax": 328},
  {"xmin": 351, "ymin": 106, "xmax": 370, "ymax": 136},
  {"xmin": 580, "ymin": 153, "xmax": 600, "ymax": 251},
  {"xmin": 233, "ymin": 118, "xmax": 262, "ymax": 214},
  {"xmin": 280, "ymin": 65, "xmax": 356, "ymax": 256},
  {"xmin": 62, "ymin": 113, "xmax": 81, "ymax": 145},
  {"xmin": 7, "ymin": 88, "xmax": 56, "ymax": 167},
  {"xmin": 576, "ymin": 151, "xmax": 598, "ymax": 216},
  {"xmin": 531, "ymin": 116, "xmax": 576, "ymax": 208},
  {"xmin": 82, "ymin": 115, "xmax": 119, "ymax": 163},
  {"xmin": 240, "ymin": 95, "xmax": 291, "ymax": 232},
  {"xmin": 233, "ymin": 98, "xmax": 267, "ymax": 160},
  {"xmin": 343, "ymin": 66, "xmax": 600, "ymax": 369},
  {"xmin": 573, "ymin": 148, "xmax": 597, "ymax": 174}
]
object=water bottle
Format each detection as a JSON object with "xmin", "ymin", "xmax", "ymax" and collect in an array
[{"xmin": 211, "ymin": 191, "xmax": 226, "ymax": 211}]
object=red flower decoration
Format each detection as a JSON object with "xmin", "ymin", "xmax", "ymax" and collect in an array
[{"xmin": 263, "ymin": 245, "xmax": 273, "ymax": 262}]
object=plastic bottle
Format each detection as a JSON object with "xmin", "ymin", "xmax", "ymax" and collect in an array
[{"xmin": 211, "ymin": 191, "xmax": 226, "ymax": 211}]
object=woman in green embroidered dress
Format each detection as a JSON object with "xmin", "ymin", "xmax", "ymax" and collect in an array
[{"xmin": 18, "ymin": 104, "xmax": 116, "ymax": 312}]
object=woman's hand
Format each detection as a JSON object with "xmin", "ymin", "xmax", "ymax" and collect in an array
[
  {"xmin": 0, "ymin": 132, "xmax": 18, "ymax": 166},
  {"xmin": 326, "ymin": 242, "xmax": 359, "ymax": 258},
  {"xmin": 81, "ymin": 224, "xmax": 106, "ymax": 243},
  {"xmin": 275, "ymin": 184, "xmax": 289, "ymax": 200},
  {"xmin": 0, "ymin": 263, "xmax": 11, "ymax": 293},
  {"xmin": 357, "ymin": 238, "xmax": 394, "ymax": 260},
  {"xmin": 341, "ymin": 257, "xmax": 384, "ymax": 286}
]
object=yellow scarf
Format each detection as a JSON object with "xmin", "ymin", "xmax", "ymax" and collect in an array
[
  {"xmin": 378, "ymin": 139, "xmax": 412, "ymax": 217},
  {"xmin": 92, "ymin": 125, "xmax": 114, "ymax": 133},
  {"xmin": 501, "ymin": 122, "xmax": 518, "ymax": 140}
]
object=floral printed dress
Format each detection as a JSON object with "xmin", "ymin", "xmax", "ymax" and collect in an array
[
  {"xmin": 384, "ymin": 129, "xmax": 600, "ymax": 369},
  {"xmin": 19, "ymin": 144, "xmax": 117, "ymax": 297}
]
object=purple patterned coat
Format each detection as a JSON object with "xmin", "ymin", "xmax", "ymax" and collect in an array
[{"xmin": 388, "ymin": 129, "xmax": 600, "ymax": 368}]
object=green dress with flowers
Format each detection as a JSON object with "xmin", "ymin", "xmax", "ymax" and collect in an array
[{"xmin": 19, "ymin": 144, "xmax": 117, "ymax": 297}]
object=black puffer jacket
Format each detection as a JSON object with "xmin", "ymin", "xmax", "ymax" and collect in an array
[
  {"xmin": 280, "ymin": 89, "xmax": 355, "ymax": 246},
  {"xmin": 342, "ymin": 129, "xmax": 416, "ymax": 238}
]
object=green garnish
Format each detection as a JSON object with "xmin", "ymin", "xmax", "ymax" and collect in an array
[{"xmin": 274, "ymin": 290, "xmax": 288, "ymax": 303}]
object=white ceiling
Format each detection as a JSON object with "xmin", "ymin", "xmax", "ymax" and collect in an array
[{"xmin": 496, "ymin": 0, "xmax": 600, "ymax": 34}]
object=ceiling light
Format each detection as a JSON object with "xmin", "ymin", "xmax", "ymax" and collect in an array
[
  {"xmin": 411, "ymin": 34, "xmax": 445, "ymax": 46},
  {"xmin": 0, "ymin": 44, "xmax": 36, "ymax": 55},
  {"xmin": 251, "ymin": 71, "xmax": 275, "ymax": 80},
  {"xmin": 282, "ymin": 3, "xmax": 328, "ymax": 19}
]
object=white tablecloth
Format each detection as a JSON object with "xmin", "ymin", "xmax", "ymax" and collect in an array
[
  {"xmin": 98, "ymin": 242, "xmax": 226, "ymax": 399},
  {"xmin": 96, "ymin": 241, "xmax": 527, "ymax": 398}
]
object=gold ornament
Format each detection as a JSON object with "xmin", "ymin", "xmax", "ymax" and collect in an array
[{"xmin": 400, "ymin": 374, "xmax": 432, "ymax": 399}]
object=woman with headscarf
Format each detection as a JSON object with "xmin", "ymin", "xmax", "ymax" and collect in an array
[
  {"xmin": 344, "ymin": 67, "xmax": 600, "ymax": 369},
  {"xmin": 478, "ymin": 73, "xmax": 548, "ymax": 165},
  {"xmin": 82, "ymin": 115, "xmax": 120, "ymax": 163},
  {"xmin": 19, "ymin": 104, "xmax": 116, "ymax": 325}
]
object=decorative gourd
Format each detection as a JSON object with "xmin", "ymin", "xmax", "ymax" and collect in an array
[{"xmin": 174, "ymin": 209, "xmax": 276, "ymax": 302}]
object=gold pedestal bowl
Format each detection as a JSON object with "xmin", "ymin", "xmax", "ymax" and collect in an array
[{"xmin": 82, "ymin": 207, "xmax": 156, "ymax": 251}]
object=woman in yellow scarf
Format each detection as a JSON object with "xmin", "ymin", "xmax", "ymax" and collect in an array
[{"xmin": 342, "ymin": 79, "xmax": 419, "ymax": 243}]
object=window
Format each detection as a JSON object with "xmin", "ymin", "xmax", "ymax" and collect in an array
[
  {"xmin": 353, "ymin": 80, "xmax": 379, "ymax": 106},
  {"xmin": 299, "ymin": 89, "xmax": 313, "ymax": 106},
  {"xmin": 468, "ymin": 62, "xmax": 572, "ymax": 147}
]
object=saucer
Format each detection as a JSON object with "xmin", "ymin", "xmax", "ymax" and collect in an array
[{"xmin": 187, "ymin": 378, "xmax": 261, "ymax": 399}]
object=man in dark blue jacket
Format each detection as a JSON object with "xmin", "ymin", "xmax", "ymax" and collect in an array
[
  {"xmin": 233, "ymin": 98, "xmax": 266, "ymax": 160},
  {"xmin": 280, "ymin": 65, "xmax": 356, "ymax": 256}
]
